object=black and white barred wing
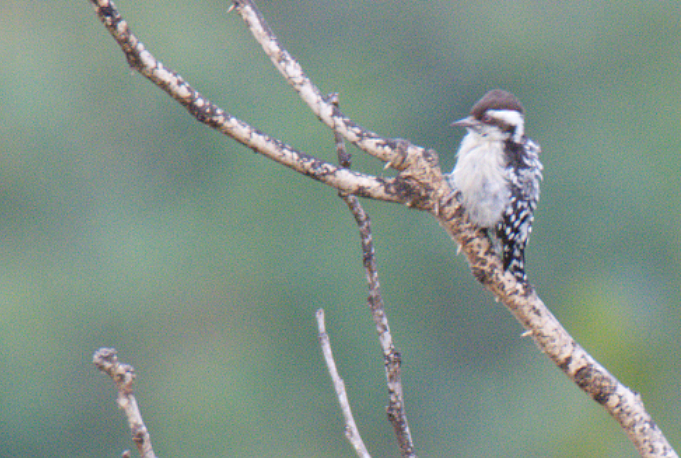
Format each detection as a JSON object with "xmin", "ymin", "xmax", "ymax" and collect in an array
[{"xmin": 497, "ymin": 139, "xmax": 543, "ymax": 282}]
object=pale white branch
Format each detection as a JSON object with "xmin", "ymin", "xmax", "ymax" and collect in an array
[
  {"xmin": 316, "ymin": 309, "xmax": 372, "ymax": 458},
  {"xmin": 87, "ymin": 0, "xmax": 404, "ymax": 203}
]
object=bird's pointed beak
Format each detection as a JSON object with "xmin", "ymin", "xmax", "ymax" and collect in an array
[{"xmin": 450, "ymin": 116, "xmax": 476, "ymax": 128}]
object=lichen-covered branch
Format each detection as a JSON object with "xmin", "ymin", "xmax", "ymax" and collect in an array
[
  {"xmin": 436, "ymin": 195, "xmax": 677, "ymax": 458},
  {"xmin": 87, "ymin": 0, "xmax": 405, "ymax": 203}
]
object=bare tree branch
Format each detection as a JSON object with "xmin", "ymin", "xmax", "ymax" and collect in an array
[
  {"xmin": 87, "ymin": 0, "xmax": 410, "ymax": 203},
  {"xmin": 340, "ymin": 187, "xmax": 415, "ymax": 458},
  {"xmin": 87, "ymin": 1, "xmax": 678, "ymax": 456},
  {"xmin": 317, "ymin": 309, "xmax": 372, "ymax": 458},
  {"xmin": 232, "ymin": 0, "xmax": 404, "ymax": 166},
  {"xmin": 93, "ymin": 348, "xmax": 157, "ymax": 458}
]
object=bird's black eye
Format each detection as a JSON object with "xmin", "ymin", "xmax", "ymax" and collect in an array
[{"xmin": 481, "ymin": 113, "xmax": 493, "ymax": 124}]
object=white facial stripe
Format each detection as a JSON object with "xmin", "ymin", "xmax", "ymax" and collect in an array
[{"xmin": 486, "ymin": 109, "xmax": 525, "ymax": 140}]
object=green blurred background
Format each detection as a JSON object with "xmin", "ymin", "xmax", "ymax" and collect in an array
[{"xmin": 2, "ymin": 0, "xmax": 680, "ymax": 456}]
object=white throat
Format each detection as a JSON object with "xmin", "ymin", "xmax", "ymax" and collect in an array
[{"xmin": 451, "ymin": 131, "xmax": 510, "ymax": 228}]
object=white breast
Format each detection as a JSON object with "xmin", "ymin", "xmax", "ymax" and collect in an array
[{"xmin": 451, "ymin": 133, "xmax": 510, "ymax": 228}]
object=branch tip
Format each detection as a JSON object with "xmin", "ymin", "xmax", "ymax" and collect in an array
[{"xmin": 93, "ymin": 347, "xmax": 157, "ymax": 458}]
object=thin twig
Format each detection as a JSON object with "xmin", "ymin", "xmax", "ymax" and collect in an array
[
  {"xmin": 93, "ymin": 348, "xmax": 157, "ymax": 458},
  {"xmin": 330, "ymin": 93, "xmax": 416, "ymax": 457},
  {"xmin": 341, "ymin": 191, "xmax": 416, "ymax": 458},
  {"xmin": 316, "ymin": 309, "xmax": 371, "ymax": 458}
]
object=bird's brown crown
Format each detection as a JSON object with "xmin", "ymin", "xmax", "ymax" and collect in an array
[{"xmin": 470, "ymin": 89, "xmax": 524, "ymax": 120}]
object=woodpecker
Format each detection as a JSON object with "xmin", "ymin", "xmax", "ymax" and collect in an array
[{"xmin": 449, "ymin": 89, "xmax": 543, "ymax": 283}]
